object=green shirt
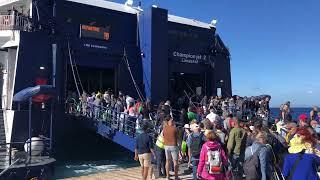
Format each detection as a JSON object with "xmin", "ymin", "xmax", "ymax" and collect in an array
[{"xmin": 227, "ymin": 127, "xmax": 247, "ymax": 155}]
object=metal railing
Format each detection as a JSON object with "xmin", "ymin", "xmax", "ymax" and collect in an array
[
  {"xmin": 0, "ymin": 138, "xmax": 52, "ymax": 167},
  {"xmin": 66, "ymin": 100, "xmax": 158, "ymax": 139},
  {"xmin": 65, "ymin": 98, "xmax": 276, "ymax": 135},
  {"xmin": 0, "ymin": 15, "xmax": 30, "ymax": 31}
]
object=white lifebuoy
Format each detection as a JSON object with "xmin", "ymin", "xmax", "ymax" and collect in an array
[{"xmin": 24, "ymin": 137, "xmax": 44, "ymax": 156}]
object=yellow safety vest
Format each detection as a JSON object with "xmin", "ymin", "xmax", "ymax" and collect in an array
[{"xmin": 156, "ymin": 135, "xmax": 165, "ymax": 149}]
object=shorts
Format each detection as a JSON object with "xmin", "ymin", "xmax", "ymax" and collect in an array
[
  {"xmin": 138, "ymin": 153, "xmax": 151, "ymax": 167},
  {"xmin": 164, "ymin": 146, "xmax": 178, "ymax": 161}
]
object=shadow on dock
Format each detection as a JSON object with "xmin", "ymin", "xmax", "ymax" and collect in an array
[{"xmin": 62, "ymin": 163, "xmax": 193, "ymax": 180}]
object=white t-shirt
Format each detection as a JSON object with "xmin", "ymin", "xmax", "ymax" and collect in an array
[
  {"xmin": 103, "ymin": 93, "xmax": 110, "ymax": 103},
  {"xmin": 206, "ymin": 112, "xmax": 219, "ymax": 123}
]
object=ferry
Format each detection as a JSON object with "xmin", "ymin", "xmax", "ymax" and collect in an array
[{"xmin": 0, "ymin": 0, "xmax": 231, "ymax": 178}]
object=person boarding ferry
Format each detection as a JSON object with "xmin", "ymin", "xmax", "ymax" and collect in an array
[{"xmin": 134, "ymin": 123, "xmax": 156, "ymax": 180}]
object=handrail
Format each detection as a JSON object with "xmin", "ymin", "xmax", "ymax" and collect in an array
[
  {"xmin": 0, "ymin": 15, "xmax": 30, "ymax": 31},
  {"xmin": 66, "ymin": 100, "xmax": 158, "ymax": 139},
  {"xmin": 0, "ymin": 159, "xmax": 20, "ymax": 177},
  {"xmin": 66, "ymin": 98, "xmax": 276, "ymax": 150},
  {"xmin": 0, "ymin": 139, "xmax": 52, "ymax": 167},
  {"xmin": 0, "ymin": 139, "xmax": 51, "ymax": 146}
]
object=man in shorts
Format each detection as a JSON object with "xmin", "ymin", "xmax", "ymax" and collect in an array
[
  {"xmin": 163, "ymin": 115, "xmax": 180, "ymax": 180},
  {"xmin": 134, "ymin": 123, "xmax": 155, "ymax": 180}
]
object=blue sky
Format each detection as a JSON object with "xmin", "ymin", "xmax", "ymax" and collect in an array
[{"xmin": 112, "ymin": 0, "xmax": 320, "ymax": 107}]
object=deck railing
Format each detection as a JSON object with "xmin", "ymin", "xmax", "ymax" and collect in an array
[
  {"xmin": 0, "ymin": 15, "xmax": 30, "ymax": 31},
  {"xmin": 0, "ymin": 138, "xmax": 52, "ymax": 166}
]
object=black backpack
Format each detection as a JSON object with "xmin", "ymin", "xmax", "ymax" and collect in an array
[
  {"xmin": 190, "ymin": 133, "xmax": 204, "ymax": 157},
  {"xmin": 243, "ymin": 146, "xmax": 263, "ymax": 180}
]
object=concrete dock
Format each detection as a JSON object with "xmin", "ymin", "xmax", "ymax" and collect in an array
[{"xmin": 64, "ymin": 164, "xmax": 193, "ymax": 180}]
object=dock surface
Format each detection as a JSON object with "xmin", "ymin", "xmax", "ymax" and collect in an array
[{"xmin": 63, "ymin": 164, "xmax": 193, "ymax": 180}]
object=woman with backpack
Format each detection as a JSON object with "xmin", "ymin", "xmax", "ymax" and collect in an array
[{"xmin": 197, "ymin": 130, "xmax": 228, "ymax": 180}]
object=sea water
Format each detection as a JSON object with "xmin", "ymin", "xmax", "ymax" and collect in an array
[
  {"xmin": 54, "ymin": 129, "xmax": 138, "ymax": 179},
  {"xmin": 270, "ymin": 107, "xmax": 312, "ymax": 120}
]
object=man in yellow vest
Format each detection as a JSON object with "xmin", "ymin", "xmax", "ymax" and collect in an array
[{"xmin": 155, "ymin": 131, "xmax": 166, "ymax": 178}]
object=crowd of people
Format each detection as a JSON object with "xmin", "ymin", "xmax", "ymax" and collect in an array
[
  {"xmin": 67, "ymin": 90, "xmax": 156, "ymax": 136},
  {"xmin": 71, "ymin": 90, "xmax": 152, "ymax": 117},
  {"xmin": 134, "ymin": 96, "xmax": 320, "ymax": 180},
  {"xmin": 71, "ymin": 90, "xmax": 320, "ymax": 180}
]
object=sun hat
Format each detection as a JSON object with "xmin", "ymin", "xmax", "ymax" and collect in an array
[{"xmin": 184, "ymin": 124, "xmax": 190, "ymax": 129}]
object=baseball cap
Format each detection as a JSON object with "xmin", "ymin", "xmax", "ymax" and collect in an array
[
  {"xmin": 298, "ymin": 114, "xmax": 308, "ymax": 121},
  {"xmin": 184, "ymin": 124, "xmax": 190, "ymax": 129},
  {"xmin": 249, "ymin": 126, "xmax": 255, "ymax": 131}
]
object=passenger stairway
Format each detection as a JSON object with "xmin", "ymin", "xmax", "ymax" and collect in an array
[
  {"xmin": 0, "ymin": 111, "xmax": 6, "ymax": 146},
  {"xmin": 0, "ymin": 110, "xmax": 9, "ymax": 168},
  {"xmin": 66, "ymin": 100, "xmax": 157, "ymax": 152}
]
